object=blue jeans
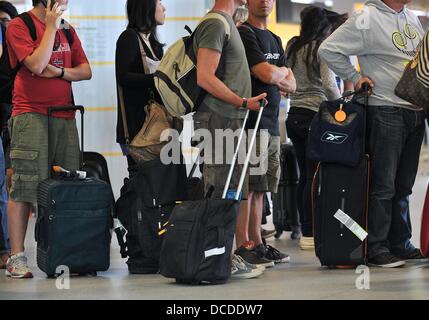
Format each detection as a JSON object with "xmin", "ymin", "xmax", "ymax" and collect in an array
[
  {"xmin": 0, "ymin": 136, "xmax": 9, "ymax": 254},
  {"xmin": 367, "ymin": 106, "xmax": 425, "ymax": 258}
]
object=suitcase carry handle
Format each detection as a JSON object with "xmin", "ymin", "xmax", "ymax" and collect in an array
[
  {"xmin": 47, "ymin": 105, "xmax": 85, "ymax": 175},
  {"xmin": 341, "ymin": 83, "xmax": 370, "ymax": 101},
  {"xmin": 340, "ymin": 83, "xmax": 370, "ymax": 156},
  {"xmin": 222, "ymin": 100, "xmax": 267, "ymax": 201}
]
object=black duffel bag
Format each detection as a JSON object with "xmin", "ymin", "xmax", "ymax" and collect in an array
[{"xmin": 114, "ymin": 158, "xmax": 187, "ymax": 274}]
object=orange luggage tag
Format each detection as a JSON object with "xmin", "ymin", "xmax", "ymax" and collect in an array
[{"xmin": 335, "ymin": 103, "xmax": 347, "ymax": 123}]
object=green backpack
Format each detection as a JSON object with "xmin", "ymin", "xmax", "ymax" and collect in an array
[{"xmin": 154, "ymin": 12, "xmax": 231, "ymax": 118}]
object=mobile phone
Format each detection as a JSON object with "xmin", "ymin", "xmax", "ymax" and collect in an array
[{"xmin": 40, "ymin": 0, "xmax": 57, "ymax": 10}]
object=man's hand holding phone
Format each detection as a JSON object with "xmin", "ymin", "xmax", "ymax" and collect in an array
[{"xmin": 45, "ymin": 0, "xmax": 63, "ymax": 31}]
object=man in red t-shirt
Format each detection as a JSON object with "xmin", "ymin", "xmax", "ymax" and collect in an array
[{"xmin": 5, "ymin": 0, "xmax": 91, "ymax": 279}]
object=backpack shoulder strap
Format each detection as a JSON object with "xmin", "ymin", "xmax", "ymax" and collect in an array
[
  {"xmin": 238, "ymin": 23, "xmax": 254, "ymax": 34},
  {"xmin": 18, "ymin": 12, "xmax": 37, "ymax": 42},
  {"xmin": 61, "ymin": 19, "xmax": 74, "ymax": 46},
  {"xmin": 17, "ymin": 14, "xmax": 74, "ymax": 46},
  {"xmin": 199, "ymin": 12, "xmax": 231, "ymax": 41}
]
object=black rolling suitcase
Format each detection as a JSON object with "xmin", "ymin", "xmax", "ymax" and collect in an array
[
  {"xmin": 36, "ymin": 106, "xmax": 114, "ymax": 278},
  {"xmin": 312, "ymin": 157, "xmax": 369, "ymax": 268},
  {"xmin": 159, "ymin": 105, "xmax": 265, "ymax": 285},
  {"xmin": 272, "ymin": 143, "xmax": 300, "ymax": 239},
  {"xmin": 311, "ymin": 87, "xmax": 370, "ymax": 268}
]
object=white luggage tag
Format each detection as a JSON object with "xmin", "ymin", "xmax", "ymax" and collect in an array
[
  {"xmin": 334, "ymin": 209, "xmax": 368, "ymax": 242},
  {"xmin": 113, "ymin": 218, "xmax": 128, "ymax": 236}
]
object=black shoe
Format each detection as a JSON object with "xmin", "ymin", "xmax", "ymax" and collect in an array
[
  {"xmin": 393, "ymin": 248, "xmax": 427, "ymax": 261},
  {"xmin": 368, "ymin": 252, "xmax": 406, "ymax": 268},
  {"xmin": 235, "ymin": 242, "xmax": 274, "ymax": 268},
  {"xmin": 255, "ymin": 244, "xmax": 291, "ymax": 264},
  {"xmin": 290, "ymin": 226, "xmax": 302, "ymax": 240},
  {"xmin": 264, "ymin": 245, "xmax": 291, "ymax": 263}
]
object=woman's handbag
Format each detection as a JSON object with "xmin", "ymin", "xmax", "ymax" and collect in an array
[
  {"xmin": 395, "ymin": 51, "xmax": 429, "ymax": 110},
  {"xmin": 118, "ymin": 30, "xmax": 173, "ymax": 163}
]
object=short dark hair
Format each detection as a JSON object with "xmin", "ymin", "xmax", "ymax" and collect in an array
[
  {"xmin": 0, "ymin": 1, "xmax": 18, "ymax": 18},
  {"xmin": 32, "ymin": 0, "xmax": 44, "ymax": 7},
  {"xmin": 126, "ymin": 0, "xmax": 164, "ymax": 51}
]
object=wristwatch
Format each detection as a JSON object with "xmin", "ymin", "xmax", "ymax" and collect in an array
[
  {"xmin": 241, "ymin": 98, "xmax": 248, "ymax": 109},
  {"xmin": 58, "ymin": 67, "xmax": 65, "ymax": 79}
]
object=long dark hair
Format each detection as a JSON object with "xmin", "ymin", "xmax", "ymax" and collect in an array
[
  {"xmin": 126, "ymin": 0, "xmax": 164, "ymax": 52},
  {"xmin": 0, "ymin": 1, "xmax": 18, "ymax": 18},
  {"xmin": 286, "ymin": 6, "xmax": 332, "ymax": 81}
]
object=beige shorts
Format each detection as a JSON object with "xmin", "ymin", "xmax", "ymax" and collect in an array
[
  {"xmin": 9, "ymin": 113, "xmax": 80, "ymax": 203},
  {"xmin": 249, "ymin": 132, "xmax": 281, "ymax": 193}
]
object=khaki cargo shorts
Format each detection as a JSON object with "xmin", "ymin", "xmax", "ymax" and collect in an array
[
  {"xmin": 193, "ymin": 110, "xmax": 249, "ymax": 200},
  {"xmin": 249, "ymin": 131, "xmax": 280, "ymax": 193},
  {"xmin": 9, "ymin": 112, "xmax": 80, "ymax": 204}
]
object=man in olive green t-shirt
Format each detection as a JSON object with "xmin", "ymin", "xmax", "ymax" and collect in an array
[
  {"xmin": 192, "ymin": 0, "xmax": 267, "ymax": 280},
  {"xmin": 193, "ymin": 0, "xmax": 266, "ymax": 198}
]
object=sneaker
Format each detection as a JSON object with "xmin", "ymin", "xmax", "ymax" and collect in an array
[
  {"xmin": 393, "ymin": 248, "xmax": 428, "ymax": 261},
  {"xmin": 231, "ymin": 254, "xmax": 264, "ymax": 279},
  {"xmin": 5, "ymin": 253, "xmax": 33, "ymax": 279},
  {"xmin": 299, "ymin": 236, "xmax": 315, "ymax": 250},
  {"xmin": 261, "ymin": 228, "xmax": 276, "ymax": 240},
  {"xmin": 239, "ymin": 255, "xmax": 266, "ymax": 272},
  {"xmin": 263, "ymin": 245, "xmax": 291, "ymax": 263},
  {"xmin": 368, "ymin": 252, "xmax": 406, "ymax": 268},
  {"xmin": 290, "ymin": 226, "xmax": 302, "ymax": 240},
  {"xmin": 235, "ymin": 241, "xmax": 274, "ymax": 268}
]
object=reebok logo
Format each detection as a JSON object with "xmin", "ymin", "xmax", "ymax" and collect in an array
[{"xmin": 321, "ymin": 131, "xmax": 348, "ymax": 144}]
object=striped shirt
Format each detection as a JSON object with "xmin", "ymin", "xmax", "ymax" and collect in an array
[{"xmin": 417, "ymin": 30, "xmax": 429, "ymax": 87}]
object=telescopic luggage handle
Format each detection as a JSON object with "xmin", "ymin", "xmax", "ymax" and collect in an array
[
  {"xmin": 47, "ymin": 105, "xmax": 85, "ymax": 173},
  {"xmin": 222, "ymin": 100, "xmax": 267, "ymax": 201}
]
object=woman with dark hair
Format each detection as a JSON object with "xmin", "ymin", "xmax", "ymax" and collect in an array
[
  {"xmin": 115, "ymin": 0, "xmax": 166, "ymax": 177},
  {"xmin": 285, "ymin": 6, "xmax": 342, "ymax": 250},
  {"xmin": 0, "ymin": 1, "xmax": 18, "ymax": 28}
]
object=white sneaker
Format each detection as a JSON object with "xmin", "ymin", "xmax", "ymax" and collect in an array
[
  {"xmin": 5, "ymin": 253, "xmax": 33, "ymax": 279},
  {"xmin": 231, "ymin": 254, "xmax": 264, "ymax": 279},
  {"xmin": 299, "ymin": 237, "xmax": 315, "ymax": 250}
]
